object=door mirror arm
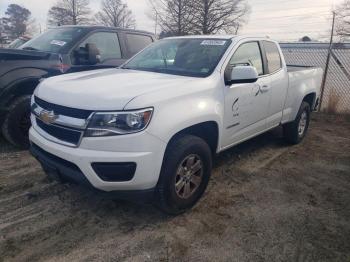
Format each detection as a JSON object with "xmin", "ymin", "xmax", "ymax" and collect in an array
[{"xmin": 226, "ymin": 78, "xmax": 258, "ymax": 85}]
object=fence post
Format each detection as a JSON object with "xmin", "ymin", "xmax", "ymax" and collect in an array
[{"xmin": 319, "ymin": 11, "xmax": 336, "ymax": 111}]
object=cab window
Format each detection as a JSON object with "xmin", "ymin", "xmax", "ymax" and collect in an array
[
  {"xmin": 126, "ymin": 34, "xmax": 153, "ymax": 56},
  {"xmin": 263, "ymin": 41, "xmax": 282, "ymax": 73},
  {"xmin": 228, "ymin": 42, "xmax": 264, "ymax": 75},
  {"xmin": 75, "ymin": 32, "xmax": 121, "ymax": 64}
]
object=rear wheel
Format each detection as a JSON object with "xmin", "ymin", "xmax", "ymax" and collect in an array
[
  {"xmin": 283, "ymin": 101, "xmax": 311, "ymax": 144},
  {"xmin": 1, "ymin": 95, "xmax": 31, "ymax": 149},
  {"xmin": 156, "ymin": 135, "xmax": 212, "ymax": 215}
]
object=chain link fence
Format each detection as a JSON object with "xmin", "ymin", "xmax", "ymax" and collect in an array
[{"xmin": 280, "ymin": 43, "xmax": 350, "ymax": 114}]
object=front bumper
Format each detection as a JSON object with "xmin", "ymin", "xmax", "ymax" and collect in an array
[{"xmin": 29, "ymin": 127, "xmax": 167, "ymax": 192}]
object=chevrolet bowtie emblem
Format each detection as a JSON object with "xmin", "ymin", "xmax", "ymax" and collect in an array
[{"xmin": 39, "ymin": 110, "xmax": 58, "ymax": 125}]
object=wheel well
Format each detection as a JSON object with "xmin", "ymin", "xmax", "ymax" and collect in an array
[
  {"xmin": 5, "ymin": 79, "xmax": 39, "ymax": 106},
  {"xmin": 303, "ymin": 93, "xmax": 316, "ymax": 109},
  {"xmin": 168, "ymin": 121, "xmax": 219, "ymax": 154}
]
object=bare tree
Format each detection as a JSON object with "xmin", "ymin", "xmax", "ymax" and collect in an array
[
  {"xmin": 148, "ymin": 0, "xmax": 196, "ymax": 36},
  {"xmin": 192, "ymin": 0, "xmax": 250, "ymax": 35},
  {"xmin": 48, "ymin": 6, "xmax": 72, "ymax": 26},
  {"xmin": 336, "ymin": 0, "xmax": 350, "ymax": 40},
  {"xmin": 2, "ymin": 4, "xmax": 31, "ymax": 40},
  {"xmin": 0, "ymin": 18, "xmax": 6, "ymax": 46},
  {"xmin": 95, "ymin": 0, "xmax": 136, "ymax": 28},
  {"xmin": 48, "ymin": 0, "xmax": 91, "ymax": 26},
  {"xmin": 25, "ymin": 18, "xmax": 40, "ymax": 37}
]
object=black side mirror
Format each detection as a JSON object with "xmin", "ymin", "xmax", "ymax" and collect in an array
[
  {"xmin": 85, "ymin": 43, "xmax": 101, "ymax": 65},
  {"xmin": 74, "ymin": 43, "xmax": 101, "ymax": 65}
]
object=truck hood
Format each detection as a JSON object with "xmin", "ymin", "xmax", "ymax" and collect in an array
[
  {"xmin": 0, "ymin": 48, "xmax": 51, "ymax": 60},
  {"xmin": 35, "ymin": 68, "xmax": 198, "ymax": 110},
  {"xmin": 0, "ymin": 48, "xmax": 55, "ymax": 77}
]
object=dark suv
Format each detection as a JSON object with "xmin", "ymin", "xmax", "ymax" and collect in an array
[{"xmin": 0, "ymin": 26, "xmax": 155, "ymax": 148}]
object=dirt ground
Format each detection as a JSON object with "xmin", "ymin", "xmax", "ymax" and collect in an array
[{"xmin": 0, "ymin": 113, "xmax": 349, "ymax": 262}]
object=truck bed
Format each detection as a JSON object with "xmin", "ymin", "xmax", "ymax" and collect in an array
[
  {"xmin": 287, "ymin": 65, "xmax": 316, "ymax": 72},
  {"xmin": 283, "ymin": 65, "xmax": 323, "ymax": 120}
]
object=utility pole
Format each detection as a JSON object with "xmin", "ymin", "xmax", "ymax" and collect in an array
[
  {"xmin": 72, "ymin": 0, "xmax": 77, "ymax": 25},
  {"xmin": 319, "ymin": 11, "xmax": 336, "ymax": 111},
  {"xmin": 154, "ymin": 11, "xmax": 158, "ymax": 36}
]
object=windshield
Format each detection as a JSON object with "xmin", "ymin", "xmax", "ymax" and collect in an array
[
  {"xmin": 123, "ymin": 38, "xmax": 232, "ymax": 77},
  {"xmin": 21, "ymin": 27, "xmax": 87, "ymax": 53},
  {"xmin": 8, "ymin": 38, "xmax": 28, "ymax": 49}
]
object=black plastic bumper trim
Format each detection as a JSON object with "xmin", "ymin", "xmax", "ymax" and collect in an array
[
  {"xmin": 29, "ymin": 143, "xmax": 155, "ymax": 202},
  {"xmin": 91, "ymin": 162, "xmax": 136, "ymax": 182}
]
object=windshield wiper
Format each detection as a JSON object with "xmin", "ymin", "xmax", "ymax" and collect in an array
[{"xmin": 22, "ymin": 47, "xmax": 39, "ymax": 51}]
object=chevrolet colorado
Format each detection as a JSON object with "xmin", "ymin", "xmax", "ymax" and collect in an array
[
  {"xmin": 29, "ymin": 36, "xmax": 323, "ymax": 214},
  {"xmin": 0, "ymin": 26, "xmax": 154, "ymax": 148}
]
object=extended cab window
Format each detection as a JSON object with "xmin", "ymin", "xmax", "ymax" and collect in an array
[
  {"xmin": 126, "ymin": 34, "xmax": 153, "ymax": 56},
  {"xmin": 75, "ymin": 32, "xmax": 121, "ymax": 64},
  {"xmin": 229, "ymin": 42, "xmax": 264, "ymax": 75},
  {"xmin": 263, "ymin": 41, "xmax": 282, "ymax": 73}
]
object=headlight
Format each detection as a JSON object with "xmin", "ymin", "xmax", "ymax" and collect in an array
[{"xmin": 85, "ymin": 108, "xmax": 153, "ymax": 137}]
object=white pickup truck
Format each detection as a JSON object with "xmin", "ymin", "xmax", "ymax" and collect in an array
[{"xmin": 29, "ymin": 36, "xmax": 323, "ymax": 214}]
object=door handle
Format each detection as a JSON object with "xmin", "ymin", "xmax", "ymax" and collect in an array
[{"xmin": 259, "ymin": 85, "xmax": 270, "ymax": 93}]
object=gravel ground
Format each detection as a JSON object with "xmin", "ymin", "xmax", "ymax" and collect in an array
[{"xmin": 0, "ymin": 113, "xmax": 349, "ymax": 262}]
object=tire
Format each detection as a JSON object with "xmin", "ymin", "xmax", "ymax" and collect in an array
[
  {"xmin": 1, "ymin": 95, "xmax": 31, "ymax": 149},
  {"xmin": 155, "ymin": 135, "xmax": 212, "ymax": 215},
  {"xmin": 283, "ymin": 101, "xmax": 311, "ymax": 145}
]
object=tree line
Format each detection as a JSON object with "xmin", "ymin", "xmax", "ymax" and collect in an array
[
  {"xmin": 0, "ymin": 0, "xmax": 135, "ymax": 44},
  {"xmin": 336, "ymin": 0, "xmax": 350, "ymax": 41},
  {"xmin": 47, "ymin": 0, "xmax": 136, "ymax": 28},
  {"xmin": 0, "ymin": 0, "xmax": 349, "ymax": 44},
  {"xmin": 148, "ymin": 0, "xmax": 250, "ymax": 36}
]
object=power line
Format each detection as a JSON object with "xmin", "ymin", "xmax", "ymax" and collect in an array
[
  {"xmin": 243, "ymin": 30, "xmax": 327, "ymax": 34},
  {"xmin": 251, "ymin": 5, "xmax": 332, "ymax": 13},
  {"xmin": 248, "ymin": 12, "xmax": 331, "ymax": 20},
  {"xmin": 249, "ymin": 22, "xmax": 334, "ymax": 28}
]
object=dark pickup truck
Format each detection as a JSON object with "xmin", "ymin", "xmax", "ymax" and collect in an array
[{"xmin": 0, "ymin": 26, "xmax": 155, "ymax": 148}]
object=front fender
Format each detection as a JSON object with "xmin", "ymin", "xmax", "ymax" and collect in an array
[
  {"xmin": 0, "ymin": 68, "xmax": 49, "ymax": 107},
  {"xmin": 123, "ymin": 73, "xmax": 225, "ymax": 149},
  {"xmin": 129, "ymin": 92, "xmax": 224, "ymax": 146}
]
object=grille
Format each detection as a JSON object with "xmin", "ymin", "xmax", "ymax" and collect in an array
[
  {"xmin": 35, "ymin": 96, "xmax": 92, "ymax": 119},
  {"xmin": 36, "ymin": 118, "xmax": 82, "ymax": 145}
]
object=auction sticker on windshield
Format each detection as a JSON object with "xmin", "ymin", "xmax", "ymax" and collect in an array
[
  {"xmin": 200, "ymin": 40, "xmax": 227, "ymax": 46},
  {"xmin": 50, "ymin": 40, "xmax": 67, "ymax": 46}
]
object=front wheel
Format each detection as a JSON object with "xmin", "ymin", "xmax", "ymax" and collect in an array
[
  {"xmin": 155, "ymin": 135, "xmax": 212, "ymax": 215},
  {"xmin": 1, "ymin": 95, "xmax": 31, "ymax": 149},
  {"xmin": 283, "ymin": 101, "xmax": 311, "ymax": 144}
]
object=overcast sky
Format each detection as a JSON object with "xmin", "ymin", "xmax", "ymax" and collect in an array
[{"xmin": 0, "ymin": 0, "xmax": 344, "ymax": 41}]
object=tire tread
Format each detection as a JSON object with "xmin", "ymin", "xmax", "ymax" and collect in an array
[{"xmin": 1, "ymin": 95, "xmax": 31, "ymax": 148}]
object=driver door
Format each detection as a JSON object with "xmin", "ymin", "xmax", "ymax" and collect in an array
[
  {"xmin": 69, "ymin": 31, "xmax": 126, "ymax": 73},
  {"xmin": 221, "ymin": 41, "xmax": 271, "ymax": 148}
]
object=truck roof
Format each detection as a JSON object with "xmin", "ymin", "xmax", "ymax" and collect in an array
[
  {"xmin": 166, "ymin": 35, "xmax": 236, "ymax": 40},
  {"xmin": 48, "ymin": 25, "xmax": 154, "ymax": 36},
  {"xmin": 164, "ymin": 35, "xmax": 276, "ymax": 42}
]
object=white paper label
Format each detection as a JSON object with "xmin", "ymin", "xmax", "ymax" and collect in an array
[
  {"xmin": 200, "ymin": 40, "xmax": 227, "ymax": 46},
  {"xmin": 50, "ymin": 40, "xmax": 66, "ymax": 46}
]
